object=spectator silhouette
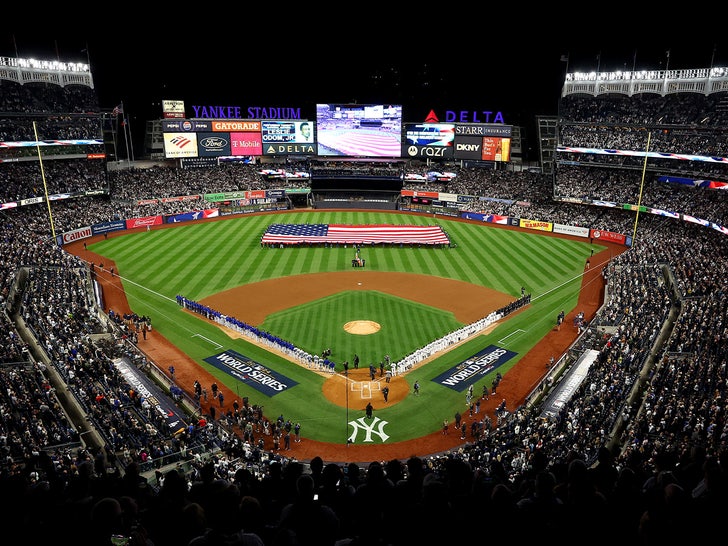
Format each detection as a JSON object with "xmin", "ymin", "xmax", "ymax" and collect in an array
[
  {"xmin": 317, "ymin": 462, "xmax": 356, "ymax": 538},
  {"xmin": 188, "ymin": 479, "xmax": 264, "ymax": 546},
  {"xmin": 308, "ymin": 456, "xmax": 324, "ymax": 490},
  {"xmin": 276, "ymin": 473, "xmax": 339, "ymax": 546},
  {"xmin": 86, "ymin": 497, "xmax": 125, "ymax": 546}
]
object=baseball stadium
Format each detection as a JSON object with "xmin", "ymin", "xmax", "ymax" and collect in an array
[
  {"xmin": 1, "ymin": 53, "xmax": 727, "ymax": 545},
  {"xmin": 71, "ymin": 208, "xmax": 621, "ymax": 464}
]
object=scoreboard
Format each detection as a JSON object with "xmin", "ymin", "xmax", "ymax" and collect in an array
[
  {"xmin": 162, "ymin": 119, "xmax": 315, "ymax": 159},
  {"xmin": 404, "ymin": 123, "xmax": 512, "ymax": 162},
  {"xmin": 162, "ymin": 119, "xmax": 512, "ymax": 162}
]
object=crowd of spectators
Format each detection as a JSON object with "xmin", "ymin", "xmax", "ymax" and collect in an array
[
  {"xmin": 555, "ymin": 90, "xmax": 728, "ymax": 227},
  {"xmin": 0, "ymin": 80, "xmax": 100, "ymax": 142},
  {"xmin": 0, "ymin": 159, "xmax": 107, "ymax": 201},
  {"xmin": 559, "ymin": 92, "xmax": 728, "ymax": 127},
  {"xmin": 0, "ymin": 72, "xmax": 727, "ymax": 545}
]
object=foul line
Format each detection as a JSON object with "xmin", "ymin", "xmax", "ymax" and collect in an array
[
  {"xmin": 498, "ymin": 328, "xmax": 526, "ymax": 346},
  {"xmin": 192, "ymin": 334, "xmax": 222, "ymax": 349}
]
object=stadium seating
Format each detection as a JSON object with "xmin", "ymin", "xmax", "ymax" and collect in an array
[{"xmin": 0, "ymin": 63, "xmax": 727, "ymax": 546}]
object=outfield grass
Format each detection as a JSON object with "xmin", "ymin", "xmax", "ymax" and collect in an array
[{"xmin": 90, "ymin": 210, "xmax": 599, "ymax": 444}]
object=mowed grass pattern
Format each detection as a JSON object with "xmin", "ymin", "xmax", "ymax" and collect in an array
[
  {"xmin": 264, "ymin": 290, "xmax": 462, "ymax": 365},
  {"xmin": 90, "ymin": 210, "xmax": 600, "ymax": 445}
]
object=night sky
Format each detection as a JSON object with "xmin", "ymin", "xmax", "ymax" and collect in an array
[{"xmin": 2, "ymin": 28, "xmax": 725, "ymax": 160}]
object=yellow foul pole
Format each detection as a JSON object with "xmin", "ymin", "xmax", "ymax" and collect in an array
[
  {"xmin": 33, "ymin": 121, "xmax": 57, "ymax": 242},
  {"xmin": 632, "ymin": 131, "xmax": 652, "ymax": 246}
]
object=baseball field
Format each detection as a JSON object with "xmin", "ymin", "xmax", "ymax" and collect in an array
[{"xmin": 72, "ymin": 209, "xmax": 617, "ymax": 462}]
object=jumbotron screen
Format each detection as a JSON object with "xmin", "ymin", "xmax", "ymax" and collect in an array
[
  {"xmin": 315, "ymin": 104, "xmax": 403, "ymax": 157},
  {"xmin": 403, "ymin": 123, "xmax": 455, "ymax": 160}
]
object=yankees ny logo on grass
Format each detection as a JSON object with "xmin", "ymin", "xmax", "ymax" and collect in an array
[{"xmin": 348, "ymin": 417, "xmax": 390, "ymax": 443}]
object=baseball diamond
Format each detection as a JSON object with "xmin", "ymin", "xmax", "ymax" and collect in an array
[{"xmin": 66, "ymin": 209, "xmax": 622, "ymax": 463}]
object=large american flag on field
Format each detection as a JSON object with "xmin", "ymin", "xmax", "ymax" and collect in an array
[{"xmin": 261, "ymin": 224, "xmax": 450, "ymax": 245}]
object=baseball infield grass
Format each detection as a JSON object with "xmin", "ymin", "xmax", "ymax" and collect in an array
[
  {"xmin": 90, "ymin": 210, "xmax": 600, "ymax": 445},
  {"xmin": 265, "ymin": 291, "xmax": 462, "ymax": 366}
]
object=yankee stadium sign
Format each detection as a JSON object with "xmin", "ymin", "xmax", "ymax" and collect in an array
[{"xmin": 191, "ymin": 105, "xmax": 302, "ymax": 119}]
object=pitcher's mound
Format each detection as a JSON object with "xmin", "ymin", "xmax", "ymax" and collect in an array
[{"xmin": 344, "ymin": 320, "xmax": 381, "ymax": 335}]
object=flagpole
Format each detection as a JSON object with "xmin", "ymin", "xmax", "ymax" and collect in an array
[
  {"xmin": 123, "ymin": 121, "xmax": 131, "ymax": 164},
  {"xmin": 121, "ymin": 102, "xmax": 131, "ymax": 164},
  {"xmin": 110, "ymin": 115, "xmax": 119, "ymax": 163},
  {"xmin": 630, "ymin": 50, "xmax": 637, "ymax": 92},
  {"xmin": 125, "ymin": 115, "xmax": 135, "ymax": 163},
  {"xmin": 560, "ymin": 53, "xmax": 570, "ymax": 76}
]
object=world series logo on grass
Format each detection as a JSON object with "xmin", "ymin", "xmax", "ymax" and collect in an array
[
  {"xmin": 433, "ymin": 345, "xmax": 517, "ymax": 392},
  {"xmin": 204, "ymin": 349, "xmax": 297, "ymax": 397}
]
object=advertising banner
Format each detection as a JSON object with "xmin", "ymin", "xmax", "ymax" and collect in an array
[
  {"xmin": 403, "ymin": 143, "xmax": 454, "ymax": 159},
  {"xmin": 453, "ymin": 135, "xmax": 482, "ymax": 160},
  {"xmin": 162, "ymin": 99, "xmax": 186, "ymax": 119},
  {"xmin": 230, "ymin": 132, "xmax": 263, "ymax": 156},
  {"xmin": 590, "ymin": 229, "xmax": 627, "ymax": 244},
  {"xmin": 401, "ymin": 190, "xmax": 439, "ymax": 199},
  {"xmin": 263, "ymin": 142, "xmax": 316, "ymax": 156},
  {"xmin": 553, "ymin": 224, "xmax": 589, "ymax": 237},
  {"xmin": 126, "ymin": 215, "xmax": 164, "ymax": 229},
  {"xmin": 162, "ymin": 119, "xmax": 213, "ymax": 132},
  {"xmin": 455, "ymin": 124, "xmax": 512, "ymax": 137},
  {"xmin": 519, "ymin": 219, "xmax": 552, "ymax": 232},
  {"xmin": 482, "ymin": 137, "xmax": 511, "ymax": 162},
  {"xmin": 163, "ymin": 133, "xmax": 198, "ymax": 158},
  {"xmin": 211, "ymin": 120, "xmax": 261, "ymax": 132},
  {"xmin": 166, "ymin": 209, "xmax": 220, "ymax": 223},
  {"xmin": 462, "ymin": 212, "xmax": 509, "ymax": 224},
  {"xmin": 197, "ymin": 132, "xmax": 231, "ymax": 157},
  {"xmin": 58, "ymin": 226, "xmax": 92, "ymax": 246},
  {"xmin": 91, "ymin": 220, "xmax": 126, "ymax": 236}
]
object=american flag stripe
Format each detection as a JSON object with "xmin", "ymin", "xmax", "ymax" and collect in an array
[{"xmin": 261, "ymin": 224, "xmax": 449, "ymax": 245}]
